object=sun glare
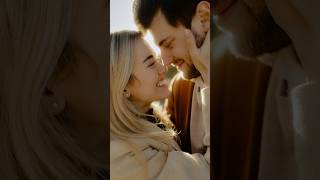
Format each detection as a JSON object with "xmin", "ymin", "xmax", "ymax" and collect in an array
[{"xmin": 110, "ymin": 0, "xmax": 160, "ymax": 54}]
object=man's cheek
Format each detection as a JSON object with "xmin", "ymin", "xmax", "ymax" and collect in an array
[
  {"xmin": 175, "ymin": 46, "xmax": 189, "ymax": 62},
  {"xmin": 170, "ymin": 42, "xmax": 182, "ymax": 57}
]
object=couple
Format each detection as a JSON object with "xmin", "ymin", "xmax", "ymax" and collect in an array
[{"xmin": 110, "ymin": 0, "xmax": 211, "ymax": 179}]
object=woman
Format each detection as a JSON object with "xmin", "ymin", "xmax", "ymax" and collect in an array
[
  {"xmin": 0, "ymin": 0, "xmax": 108, "ymax": 179},
  {"xmin": 110, "ymin": 30, "xmax": 210, "ymax": 180}
]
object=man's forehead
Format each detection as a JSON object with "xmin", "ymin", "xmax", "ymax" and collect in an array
[
  {"xmin": 149, "ymin": 29, "xmax": 169, "ymax": 46},
  {"xmin": 149, "ymin": 11, "xmax": 172, "ymax": 45}
]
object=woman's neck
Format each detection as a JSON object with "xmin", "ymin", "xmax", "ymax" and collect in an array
[{"xmin": 132, "ymin": 101, "xmax": 151, "ymax": 113}]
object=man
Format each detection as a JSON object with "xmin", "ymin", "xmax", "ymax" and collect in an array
[
  {"xmin": 214, "ymin": 0, "xmax": 320, "ymax": 179},
  {"xmin": 133, "ymin": 0, "xmax": 211, "ymax": 159}
]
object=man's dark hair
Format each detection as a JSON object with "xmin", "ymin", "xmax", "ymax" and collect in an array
[{"xmin": 133, "ymin": 0, "xmax": 211, "ymax": 32}]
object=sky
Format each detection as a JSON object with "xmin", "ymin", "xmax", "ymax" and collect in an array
[
  {"xmin": 110, "ymin": 0, "xmax": 137, "ymax": 32},
  {"xmin": 110, "ymin": 0, "xmax": 159, "ymax": 53}
]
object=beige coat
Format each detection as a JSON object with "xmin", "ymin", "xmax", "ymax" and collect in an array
[
  {"xmin": 110, "ymin": 136, "xmax": 209, "ymax": 180},
  {"xmin": 110, "ymin": 88, "xmax": 210, "ymax": 180}
]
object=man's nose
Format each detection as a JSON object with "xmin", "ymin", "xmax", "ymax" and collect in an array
[
  {"xmin": 160, "ymin": 49, "xmax": 173, "ymax": 67},
  {"xmin": 156, "ymin": 62, "xmax": 166, "ymax": 75}
]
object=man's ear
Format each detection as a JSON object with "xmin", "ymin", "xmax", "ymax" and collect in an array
[{"xmin": 191, "ymin": 1, "xmax": 210, "ymax": 33}]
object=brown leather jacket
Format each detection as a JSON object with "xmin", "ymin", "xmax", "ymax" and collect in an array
[{"xmin": 164, "ymin": 75, "xmax": 195, "ymax": 153}]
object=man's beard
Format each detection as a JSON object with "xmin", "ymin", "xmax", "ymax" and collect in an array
[
  {"xmin": 218, "ymin": 5, "xmax": 292, "ymax": 59},
  {"xmin": 182, "ymin": 64, "xmax": 201, "ymax": 79},
  {"xmin": 181, "ymin": 30, "xmax": 206, "ymax": 80}
]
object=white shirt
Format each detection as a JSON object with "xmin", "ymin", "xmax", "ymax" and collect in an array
[{"xmin": 190, "ymin": 77, "xmax": 210, "ymax": 161}]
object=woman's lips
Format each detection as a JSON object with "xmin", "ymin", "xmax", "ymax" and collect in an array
[
  {"xmin": 214, "ymin": 0, "xmax": 237, "ymax": 16},
  {"xmin": 156, "ymin": 75, "xmax": 168, "ymax": 87},
  {"xmin": 156, "ymin": 79, "xmax": 168, "ymax": 87}
]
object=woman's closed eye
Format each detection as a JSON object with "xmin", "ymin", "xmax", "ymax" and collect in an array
[
  {"xmin": 148, "ymin": 61, "xmax": 155, "ymax": 67},
  {"xmin": 143, "ymin": 55, "xmax": 156, "ymax": 68}
]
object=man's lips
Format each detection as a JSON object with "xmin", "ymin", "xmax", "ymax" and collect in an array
[
  {"xmin": 173, "ymin": 59, "xmax": 184, "ymax": 69},
  {"xmin": 213, "ymin": 0, "xmax": 237, "ymax": 15}
]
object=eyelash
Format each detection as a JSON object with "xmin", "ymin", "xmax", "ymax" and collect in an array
[
  {"xmin": 148, "ymin": 62, "xmax": 155, "ymax": 67},
  {"xmin": 165, "ymin": 41, "xmax": 173, "ymax": 49}
]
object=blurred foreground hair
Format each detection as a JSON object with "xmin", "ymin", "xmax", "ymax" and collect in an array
[{"xmin": 0, "ymin": 0, "xmax": 104, "ymax": 179}]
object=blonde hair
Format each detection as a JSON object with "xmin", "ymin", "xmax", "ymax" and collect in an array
[
  {"xmin": 110, "ymin": 30, "xmax": 176, "ymax": 145},
  {"xmin": 0, "ymin": 1, "xmax": 105, "ymax": 179}
]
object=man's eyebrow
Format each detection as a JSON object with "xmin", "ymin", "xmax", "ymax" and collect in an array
[
  {"xmin": 143, "ymin": 55, "xmax": 153, "ymax": 63},
  {"xmin": 158, "ymin": 36, "xmax": 170, "ymax": 47}
]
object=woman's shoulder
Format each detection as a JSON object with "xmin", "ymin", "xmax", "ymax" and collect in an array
[
  {"xmin": 110, "ymin": 136, "xmax": 210, "ymax": 180},
  {"xmin": 110, "ymin": 136, "xmax": 155, "ymax": 158},
  {"xmin": 110, "ymin": 138, "xmax": 129, "ymax": 152},
  {"xmin": 110, "ymin": 137, "xmax": 138, "ymax": 159},
  {"xmin": 110, "ymin": 135, "xmax": 177, "ymax": 159}
]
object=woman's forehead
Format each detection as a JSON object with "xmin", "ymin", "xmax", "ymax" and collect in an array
[{"xmin": 134, "ymin": 39, "xmax": 154, "ymax": 62}]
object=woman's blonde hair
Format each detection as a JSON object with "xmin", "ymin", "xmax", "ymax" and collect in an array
[
  {"xmin": 110, "ymin": 30, "xmax": 176, "ymax": 145},
  {"xmin": 0, "ymin": 1, "xmax": 105, "ymax": 179}
]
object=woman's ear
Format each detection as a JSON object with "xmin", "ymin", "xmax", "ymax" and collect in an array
[
  {"xmin": 42, "ymin": 82, "xmax": 66, "ymax": 116},
  {"xmin": 191, "ymin": 1, "xmax": 211, "ymax": 33},
  {"xmin": 123, "ymin": 88, "xmax": 131, "ymax": 98}
]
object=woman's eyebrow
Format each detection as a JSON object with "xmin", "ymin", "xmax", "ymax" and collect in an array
[{"xmin": 143, "ymin": 55, "xmax": 153, "ymax": 63}]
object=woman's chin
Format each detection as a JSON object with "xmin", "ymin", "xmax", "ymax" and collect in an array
[{"xmin": 153, "ymin": 89, "xmax": 170, "ymax": 101}]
